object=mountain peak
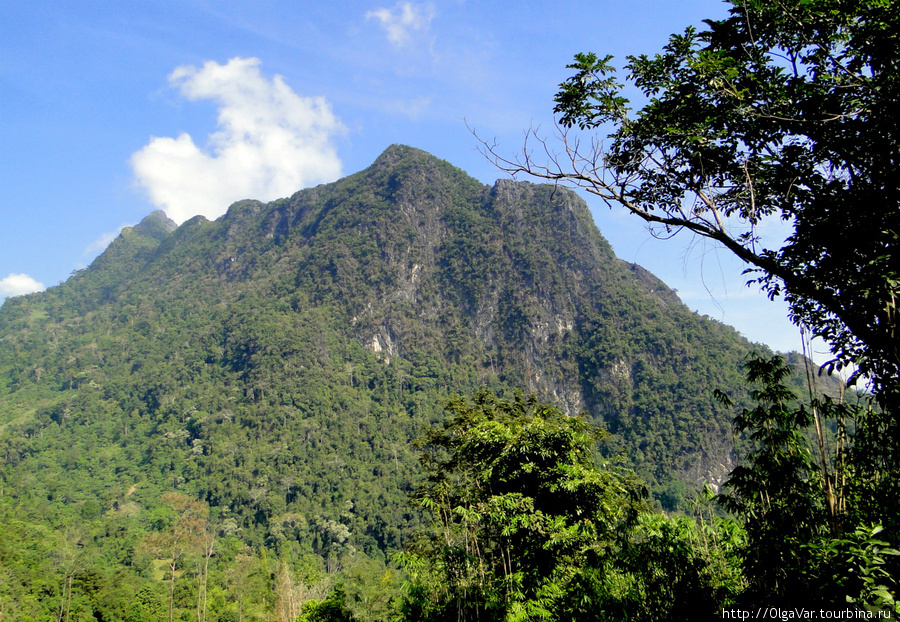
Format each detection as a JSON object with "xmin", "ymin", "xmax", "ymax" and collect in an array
[
  {"xmin": 367, "ymin": 144, "xmax": 470, "ymax": 183},
  {"xmin": 20, "ymin": 143, "xmax": 774, "ymax": 502},
  {"xmin": 0, "ymin": 143, "xmax": 804, "ymax": 596},
  {"xmin": 132, "ymin": 210, "xmax": 177, "ymax": 240},
  {"xmin": 372, "ymin": 144, "xmax": 430, "ymax": 166}
]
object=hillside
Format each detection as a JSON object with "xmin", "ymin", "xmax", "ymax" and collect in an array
[{"xmin": 0, "ymin": 144, "xmax": 790, "ymax": 617}]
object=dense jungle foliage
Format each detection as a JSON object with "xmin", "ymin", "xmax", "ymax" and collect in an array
[
  {"xmin": 7, "ymin": 0, "xmax": 899, "ymax": 612},
  {"xmin": 489, "ymin": 0, "xmax": 900, "ymax": 615},
  {"xmin": 0, "ymin": 135, "xmax": 875, "ymax": 619},
  {"xmin": 0, "ymin": 145, "xmax": 780, "ymax": 619}
]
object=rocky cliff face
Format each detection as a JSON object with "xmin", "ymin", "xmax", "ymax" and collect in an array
[{"xmin": 244, "ymin": 146, "xmax": 753, "ymax": 484}]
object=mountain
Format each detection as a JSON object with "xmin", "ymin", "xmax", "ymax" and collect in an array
[{"xmin": 1, "ymin": 145, "xmax": 771, "ymax": 568}]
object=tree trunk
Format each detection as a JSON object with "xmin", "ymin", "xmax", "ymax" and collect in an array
[{"xmin": 169, "ymin": 557, "xmax": 177, "ymax": 622}]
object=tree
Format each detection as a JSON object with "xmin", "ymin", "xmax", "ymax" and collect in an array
[
  {"xmin": 52, "ymin": 525, "xmax": 87, "ymax": 622},
  {"xmin": 481, "ymin": 0, "xmax": 900, "ymax": 391},
  {"xmin": 126, "ymin": 587, "xmax": 166, "ymax": 622},
  {"xmin": 717, "ymin": 354, "xmax": 899, "ymax": 610},
  {"xmin": 400, "ymin": 390, "xmax": 646, "ymax": 621},
  {"xmin": 717, "ymin": 355, "xmax": 825, "ymax": 603},
  {"xmin": 480, "ymin": 0, "xmax": 900, "ymax": 578},
  {"xmin": 141, "ymin": 493, "xmax": 209, "ymax": 622},
  {"xmin": 195, "ymin": 517, "xmax": 216, "ymax": 622},
  {"xmin": 297, "ymin": 586, "xmax": 357, "ymax": 622},
  {"xmin": 399, "ymin": 390, "xmax": 751, "ymax": 620}
]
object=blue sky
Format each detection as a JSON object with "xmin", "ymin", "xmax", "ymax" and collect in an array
[{"xmin": 1, "ymin": 0, "xmax": 824, "ymax": 361}]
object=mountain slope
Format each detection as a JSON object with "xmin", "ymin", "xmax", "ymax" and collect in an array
[{"xmin": 1, "ymin": 145, "xmax": 768, "ymax": 561}]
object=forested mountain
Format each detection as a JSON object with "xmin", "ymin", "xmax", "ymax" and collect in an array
[{"xmin": 0, "ymin": 145, "xmax": 798, "ymax": 618}]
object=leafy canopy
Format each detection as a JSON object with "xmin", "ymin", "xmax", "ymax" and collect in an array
[
  {"xmin": 402, "ymin": 390, "xmax": 646, "ymax": 621},
  {"xmin": 401, "ymin": 390, "xmax": 752, "ymax": 621},
  {"xmin": 717, "ymin": 354, "xmax": 900, "ymax": 610},
  {"xmin": 484, "ymin": 0, "xmax": 900, "ymax": 389}
]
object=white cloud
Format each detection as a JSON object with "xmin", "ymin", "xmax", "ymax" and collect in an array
[
  {"xmin": 131, "ymin": 57, "xmax": 344, "ymax": 224},
  {"xmin": 366, "ymin": 2, "xmax": 435, "ymax": 47},
  {"xmin": 0, "ymin": 273, "xmax": 45, "ymax": 298}
]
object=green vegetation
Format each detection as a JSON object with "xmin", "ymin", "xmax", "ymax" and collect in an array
[
  {"xmin": 1, "ymin": 46, "xmax": 890, "ymax": 616},
  {"xmin": 0, "ymin": 145, "xmax": 773, "ymax": 619},
  {"xmin": 397, "ymin": 390, "xmax": 743, "ymax": 621},
  {"xmin": 401, "ymin": 390, "xmax": 644, "ymax": 619},
  {"xmin": 481, "ymin": 0, "xmax": 900, "ymax": 614},
  {"xmin": 718, "ymin": 356, "xmax": 899, "ymax": 610}
]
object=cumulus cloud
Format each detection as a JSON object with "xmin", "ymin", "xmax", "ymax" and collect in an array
[
  {"xmin": 0, "ymin": 273, "xmax": 45, "ymax": 298},
  {"xmin": 131, "ymin": 57, "xmax": 344, "ymax": 224},
  {"xmin": 366, "ymin": 2, "xmax": 435, "ymax": 46}
]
